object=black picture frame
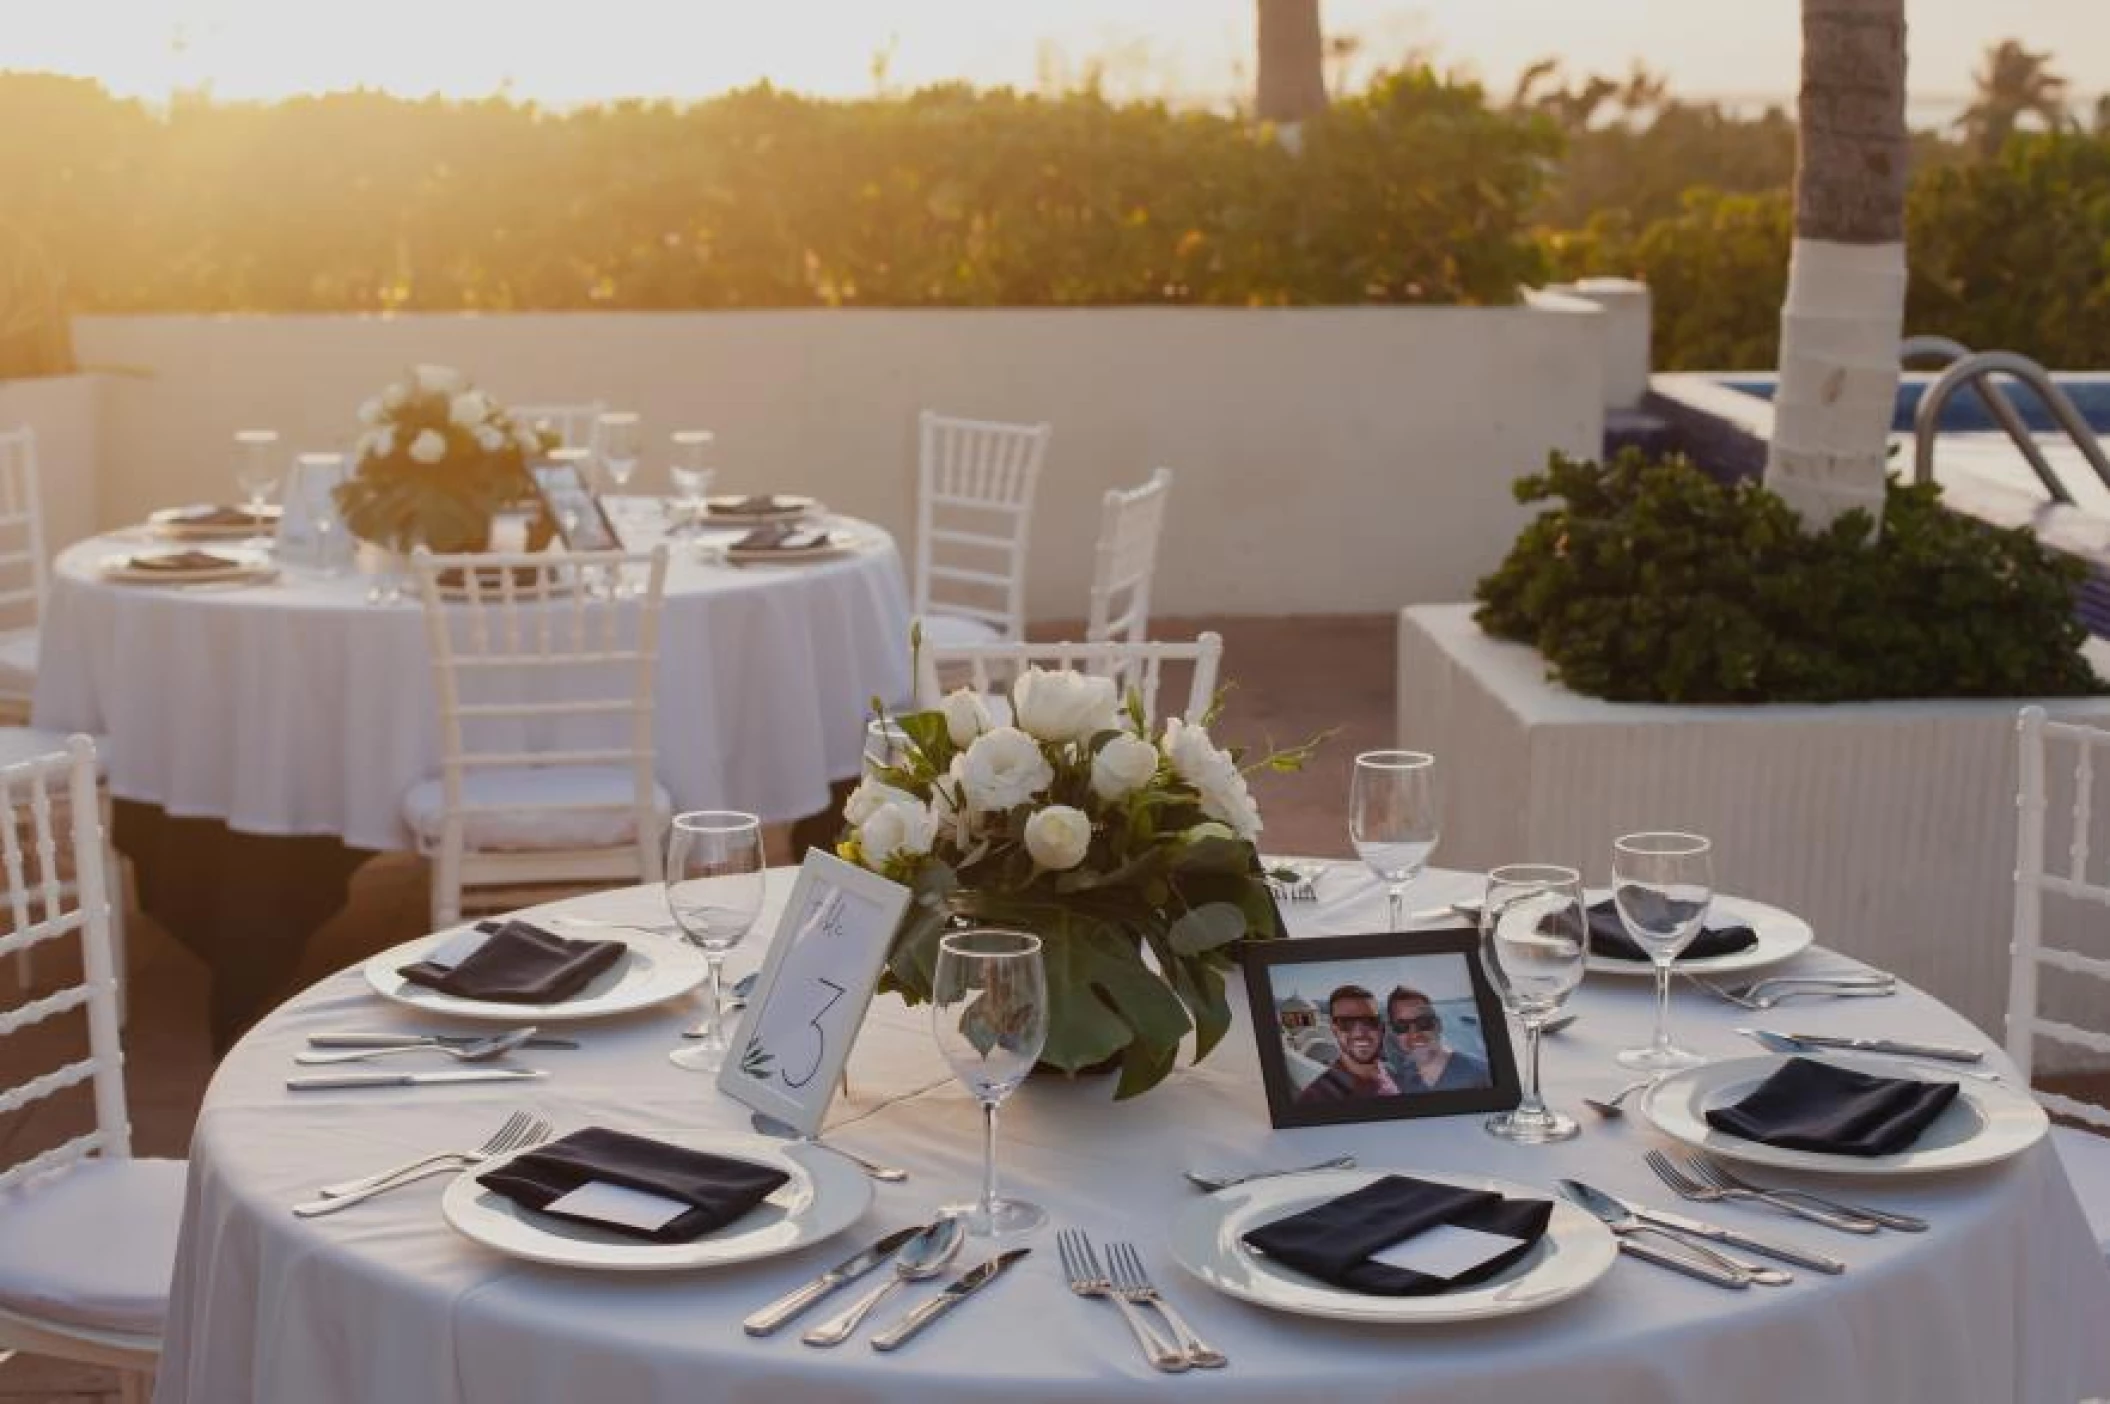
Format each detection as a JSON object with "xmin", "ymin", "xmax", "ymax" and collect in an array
[
  {"xmin": 530, "ymin": 460, "xmax": 622, "ymax": 552},
  {"xmin": 1242, "ymin": 927, "xmax": 1521, "ymax": 1130}
]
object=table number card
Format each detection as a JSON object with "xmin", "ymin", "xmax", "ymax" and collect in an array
[{"xmin": 715, "ymin": 850, "xmax": 912, "ymax": 1137}]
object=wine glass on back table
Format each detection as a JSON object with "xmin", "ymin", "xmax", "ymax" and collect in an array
[
  {"xmin": 665, "ymin": 810, "xmax": 765, "ymax": 1073},
  {"xmin": 1350, "ymin": 750, "xmax": 1439, "ymax": 930}
]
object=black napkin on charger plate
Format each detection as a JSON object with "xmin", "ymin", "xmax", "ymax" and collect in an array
[
  {"xmin": 476, "ymin": 1127, "xmax": 791, "ymax": 1243},
  {"xmin": 130, "ymin": 550, "xmax": 243, "ymax": 572},
  {"xmin": 731, "ymin": 523, "xmax": 832, "ymax": 552},
  {"xmin": 1704, "ymin": 1055, "xmax": 1961, "ymax": 1157},
  {"xmin": 1585, "ymin": 897, "xmax": 1758, "ymax": 962},
  {"xmin": 167, "ymin": 503, "xmax": 278, "ymax": 527},
  {"xmin": 1240, "ymin": 1174, "xmax": 1552, "ymax": 1295},
  {"xmin": 711, "ymin": 494, "xmax": 794, "ymax": 516},
  {"xmin": 396, "ymin": 920, "xmax": 625, "ymax": 1004}
]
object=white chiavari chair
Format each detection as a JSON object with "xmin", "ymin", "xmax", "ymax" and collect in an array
[
  {"xmin": 2011, "ymin": 705, "xmax": 2110, "ymax": 1257},
  {"xmin": 0, "ymin": 426, "xmax": 49, "ymax": 723},
  {"xmin": 1085, "ymin": 467, "xmax": 1174, "ymax": 645},
  {"xmin": 405, "ymin": 547, "xmax": 671, "ymax": 927},
  {"xmin": 914, "ymin": 630, "xmax": 1222, "ymax": 729},
  {"xmin": 0, "ymin": 737, "xmax": 177, "ymax": 1404},
  {"xmin": 914, "ymin": 411, "xmax": 1051, "ymax": 647}
]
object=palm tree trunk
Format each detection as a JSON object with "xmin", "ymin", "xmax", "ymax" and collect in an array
[
  {"xmin": 1255, "ymin": 0, "xmax": 1327, "ymax": 125},
  {"xmin": 1764, "ymin": 0, "xmax": 1909, "ymax": 532}
]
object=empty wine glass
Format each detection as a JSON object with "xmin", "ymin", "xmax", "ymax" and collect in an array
[
  {"xmin": 1479, "ymin": 863, "xmax": 1587, "ymax": 1144},
  {"xmin": 233, "ymin": 429, "xmax": 281, "ymax": 538},
  {"xmin": 665, "ymin": 811, "xmax": 767, "ymax": 1073},
  {"xmin": 864, "ymin": 718, "xmax": 912, "ymax": 776},
  {"xmin": 667, "ymin": 429, "xmax": 715, "ymax": 535},
  {"xmin": 597, "ymin": 411, "xmax": 643, "ymax": 496},
  {"xmin": 1612, "ymin": 831, "xmax": 1713, "ymax": 1073},
  {"xmin": 1350, "ymin": 750, "xmax": 1439, "ymax": 930},
  {"xmin": 932, "ymin": 929, "xmax": 1047, "ymax": 1238}
]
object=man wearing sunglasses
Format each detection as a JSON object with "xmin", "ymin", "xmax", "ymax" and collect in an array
[
  {"xmin": 1295, "ymin": 984, "xmax": 1403, "ymax": 1103},
  {"xmin": 1384, "ymin": 986, "xmax": 1491, "ymax": 1093}
]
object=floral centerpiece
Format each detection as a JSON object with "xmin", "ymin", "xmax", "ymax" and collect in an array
[
  {"xmin": 843, "ymin": 662, "xmax": 1315, "ymax": 1100},
  {"xmin": 334, "ymin": 364, "xmax": 551, "ymax": 554}
]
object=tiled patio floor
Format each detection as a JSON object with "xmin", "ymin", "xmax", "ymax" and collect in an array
[{"xmin": 0, "ymin": 613, "xmax": 1395, "ymax": 1402}]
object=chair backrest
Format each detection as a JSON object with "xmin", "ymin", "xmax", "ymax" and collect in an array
[
  {"xmin": 0, "ymin": 427, "xmax": 47, "ymax": 633},
  {"xmin": 411, "ymin": 547, "xmax": 670, "ymax": 871},
  {"xmin": 2011, "ymin": 705, "xmax": 2110, "ymax": 1130},
  {"xmin": 1085, "ymin": 467, "xmax": 1175, "ymax": 645},
  {"xmin": 0, "ymin": 736, "xmax": 127, "ymax": 1194},
  {"xmin": 915, "ymin": 411, "xmax": 1051, "ymax": 642},
  {"xmin": 914, "ymin": 629, "xmax": 1222, "ymax": 727}
]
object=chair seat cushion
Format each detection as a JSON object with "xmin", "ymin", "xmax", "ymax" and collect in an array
[
  {"xmin": 0, "ymin": 627, "xmax": 39, "ymax": 696},
  {"xmin": 0, "ymin": 1156, "xmax": 184, "ymax": 1338},
  {"xmin": 919, "ymin": 613, "xmax": 1006, "ymax": 647},
  {"xmin": 2054, "ymin": 1124, "xmax": 2110, "ymax": 1258},
  {"xmin": 403, "ymin": 768, "xmax": 670, "ymax": 851}
]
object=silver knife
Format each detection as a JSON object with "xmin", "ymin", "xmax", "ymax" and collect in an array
[
  {"xmin": 870, "ymin": 1249, "xmax": 1030, "ymax": 1351},
  {"xmin": 1779, "ymin": 1031, "xmax": 1984, "ymax": 1063},
  {"xmin": 1610, "ymin": 1192, "xmax": 1847, "ymax": 1274},
  {"xmin": 743, "ymin": 1225, "xmax": 930, "ymax": 1336},
  {"xmin": 308, "ymin": 1032, "xmax": 582, "ymax": 1051},
  {"xmin": 286, "ymin": 1069, "xmax": 548, "ymax": 1091}
]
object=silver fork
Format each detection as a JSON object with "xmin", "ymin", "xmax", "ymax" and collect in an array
[
  {"xmin": 1055, "ymin": 1229, "xmax": 1187, "ymax": 1373},
  {"xmin": 1685, "ymin": 973, "xmax": 1893, "ymax": 1011},
  {"xmin": 315, "ymin": 1110, "xmax": 534, "ymax": 1199},
  {"xmin": 1643, "ymin": 1150, "xmax": 1877, "ymax": 1234},
  {"xmin": 1690, "ymin": 1155, "xmax": 1927, "ymax": 1233},
  {"xmin": 1105, "ymin": 1242, "xmax": 1225, "ymax": 1369},
  {"xmin": 303, "ymin": 1115, "xmax": 551, "ymax": 1213}
]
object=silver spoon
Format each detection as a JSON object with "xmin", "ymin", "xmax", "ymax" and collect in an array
[
  {"xmin": 1583, "ymin": 1078, "xmax": 1654, "ymax": 1117},
  {"xmin": 294, "ymin": 1026, "xmax": 538, "ymax": 1066},
  {"xmin": 1183, "ymin": 1154, "xmax": 1356, "ymax": 1192},
  {"xmin": 751, "ymin": 1112, "xmax": 909, "ymax": 1183},
  {"xmin": 801, "ymin": 1217, "xmax": 964, "ymax": 1346}
]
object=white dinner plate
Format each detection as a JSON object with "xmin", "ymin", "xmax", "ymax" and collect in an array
[
  {"xmin": 1585, "ymin": 890, "xmax": 1814, "ymax": 978},
  {"xmin": 98, "ymin": 546, "xmax": 277, "ymax": 586},
  {"xmin": 1638, "ymin": 1053, "xmax": 2049, "ymax": 1177},
  {"xmin": 147, "ymin": 504, "xmax": 283, "ymax": 540},
  {"xmin": 705, "ymin": 494, "xmax": 819, "ymax": 524},
  {"xmin": 441, "ymin": 1133, "xmax": 871, "ymax": 1271},
  {"xmin": 724, "ymin": 531, "xmax": 864, "ymax": 565},
  {"xmin": 361, "ymin": 926, "xmax": 710, "ymax": 1023},
  {"xmin": 1167, "ymin": 1168, "xmax": 1618, "ymax": 1324}
]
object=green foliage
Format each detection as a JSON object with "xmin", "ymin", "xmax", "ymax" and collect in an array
[
  {"xmin": 1474, "ymin": 449, "xmax": 2100, "ymax": 704},
  {"xmin": 0, "ymin": 70, "xmax": 1551, "ymax": 314}
]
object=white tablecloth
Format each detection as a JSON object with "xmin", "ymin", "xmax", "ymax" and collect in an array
[
  {"xmin": 154, "ymin": 867, "xmax": 2110, "ymax": 1404},
  {"xmin": 32, "ymin": 513, "xmax": 912, "ymax": 845}
]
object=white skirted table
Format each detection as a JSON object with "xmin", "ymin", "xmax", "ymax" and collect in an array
[{"xmin": 153, "ymin": 866, "xmax": 2110, "ymax": 1404}]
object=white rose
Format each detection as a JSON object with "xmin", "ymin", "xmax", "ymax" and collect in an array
[
  {"xmin": 357, "ymin": 397, "xmax": 384, "ymax": 425},
  {"xmin": 369, "ymin": 427, "xmax": 395, "ymax": 459},
  {"xmin": 408, "ymin": 429, "xmax": 448, "ymax": 465},
  {"xmin": 959, "ymin": 726, "xmax": 1054, "ymax": 813},
  {"xmin": 1011, "ymin": 667, "xmax": 1119, "ymax": 744},
  {"xmin": 1091, "ymin": 732, "xmax": 1159, "ymax": 802},
  {"xmin": 859, "ymin": 797, "xmax": 936, "ymax": 867},
  {"xmin": 1162, "ymin": 717, "xmax": 1262, "ymax": 838},
  {"xmin": 381, "ymin": 383, "xmax": 408, "ymax": 411},
  {"xmin": 474, "ymin": 425, "xmax": 506, "ymax": 453},
  {"xmin": 413, "ymin": 363, "xmax": 464, "ymax": 396},
  {"xmin": 1196, "ymin": 769, "xmax": 1263, "ymax": 840},
  {"xmin": 449, "ymin": 390, "xmax": 491, "ymax": 427},
  {"xmin": 1023, "ymin": 804, "xmax": 1092, "ymax": 871},
  {"xmin": 844, "ymin": 777, "xmax": 917, "ymax": 827},
  {"xmin": 940, "ymin": 688, "xmax": 992, "ymax": 747}
]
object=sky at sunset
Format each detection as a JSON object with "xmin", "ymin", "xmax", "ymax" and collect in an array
[{"xmin": 2, "ymin": 0, "xmax": 2105, "ymax": 112}]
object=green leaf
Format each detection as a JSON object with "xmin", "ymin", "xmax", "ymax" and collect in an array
[
  {"xmin": 1037, "ymin": 920, "xmax": 1192, "ymax": 1074},
  {"xmin": 1166, "ymin": 901, "xmax": 1245, "ymax": 954},
  {"xmin": 1171, "ymin": 834, "xmax": 1255, "ymax": 878}
]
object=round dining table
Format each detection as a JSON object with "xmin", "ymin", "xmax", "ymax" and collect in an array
[{"xmin": 152, "ymin": 865, "xmax": 2110, "ymax": 1404}]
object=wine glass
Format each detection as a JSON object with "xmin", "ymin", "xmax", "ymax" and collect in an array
[
  {"xmin": 596, "ymin": 411, "xmax": 643, "ymax": 497},
  {"xmin": 864, "ymin": 718, "xmax": 912, "ymax": 776},
  {"xmin": 233, "ymin": 429, "xmax": 281, "ymax": 538},
  {"xmin": 932, "ymin": 929, "xmax": 1048, "ymax": 1238},
  {"xmin": 1479, "ymin": 863, "xmax": 1587, "ymax": 1144},
  {"xmin": 1612, "ymin": 831, "xmax": 1713, "ymax": 1073},
  {"xmin": 668, "ymin": 429, "xmax": 715, "ymax": 535},
  {"xmin": 1350, "ymin": 750, "xmax": 1439, "ymax": 930},
  {"xmin": 665, "ymin": 811, "xmax": 766, "ymax": 1073}
]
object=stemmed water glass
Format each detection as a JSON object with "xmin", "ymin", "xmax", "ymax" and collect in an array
[
  {"xmin": 667, "ymin": 430, "xmax": 715, "ymax": 536},
  {"xmin": 233, "ymin": 429, "xmax": 281, "ymax": 542},
  {"xmin": 1479, "ymin": 863, "xmax": 1587, "ymax": 1144},
  {"xmin": 665, "ymin": 810, "xmax": 766, "ymax": 1073},
  {"xmin": 596, "ymin": 411, "xmax": 643, "ymax": 497},
  {"xmin": 1612, "ymin": 831, "xmax": 1713, "ymax": 1073},
  {"xmin": 931, "ymin": 929, "xmax": 1048, "ymax": 1238},
  {"xmin": 864, "ymin": 718, "xmax": 912, "ymax": 776},
  {"xmin": 1350, "ymin": 750, "xmax": 1439, "ymax": 930}
]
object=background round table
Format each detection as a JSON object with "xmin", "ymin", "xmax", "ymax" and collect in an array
[{"xmin": 153, "ymin": 866, "xmax": 2110, "ymax": 1404}]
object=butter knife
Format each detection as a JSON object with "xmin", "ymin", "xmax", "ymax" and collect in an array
[
  {"xmin": 744, "ymin": 1225, "xmax": 929, "ymax": 1336},
  {"xmin": 286, "ymin": 1069, "xmax": 548, "ymax": 1091},
  {"xmin": 1777, "ymin": 1031, "xmax": 1984, "ymax": 1063},
  {"xmin": 1610, "ymin": 1193, "xmax": 1847, "ymax": 1274},
  {"xmin": 308, "ymin": 1032, "xmax": 582, "ymax": 1051},
  {"xmin": 870, "ymin": 1249, "xmax": 1030, "ymax": 1351}
]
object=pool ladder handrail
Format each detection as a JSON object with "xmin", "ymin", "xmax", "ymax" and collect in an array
[{"xmin": 1906, "ymin": 339, "xmax": 2110, "ymax": 505}]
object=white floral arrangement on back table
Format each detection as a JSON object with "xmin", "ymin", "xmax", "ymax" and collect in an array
[{"xmin": 843, "ymin": 660, "xmax": 1317, "ymax": 1099}]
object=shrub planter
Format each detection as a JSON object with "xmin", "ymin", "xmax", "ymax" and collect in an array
[{"xmin": 1398, "ymin": 602, "xmax": 2110, "ymax": 1036}]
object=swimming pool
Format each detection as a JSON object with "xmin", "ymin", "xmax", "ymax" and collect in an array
[{"xmin": 1720, "ymin": 371, "xmax": 2110, "ymax": 436}]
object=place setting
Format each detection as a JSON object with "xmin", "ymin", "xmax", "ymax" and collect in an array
[{"xmin": 96, "ymin": 544, "xmax": 278, "ymax": 587}]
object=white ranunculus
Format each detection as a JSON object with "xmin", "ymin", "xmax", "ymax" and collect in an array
[
  {"xmin": 1023, "ymin": 804, "xmax": 1092, "ymax": 871},
  {"xmin": 1091, "ymin": 732, "xmax": 1159, "ymax": 802},
  {"xmin": 1162, "ymin": 717, "xmax": 1262, "ymax": 839},
  {"xmin": 1011, "ymin": 667, "xmax": 1119, "ymax": 745},
  {"xmin": 449, "ymin": 390, "xmax": 491, "ymax": 428},
  {"xmin": 408, "ymin": 429, "xmax": 448, "ymax": 465},
  {"xmin": 381, "ymin": 383, "xmax": 409, "ymax": 411},
  {"xmin": 940, "ymin": 688, "xmax": 992, "ymax": 747},
  {"xmin": 357, "ymin": 397, "xmax": 384, "ymax": 425},
  {"xmin": 413, "ymin": 363, "xmax": 464, "ymax": 396},
  {"xmin": 844, "ymin": 777, "xmax": 917, "ymax": 827},
  {"xmin": 859, "ymin": 797, "xmax": 936, "ymax": 868},
  {"xmin": 474, "ymin": 425, "xmax": 506, "ymax": 453},
  {"xmin": 959, "ymin": 726, "xmax": 1054, "ymax": 813}
]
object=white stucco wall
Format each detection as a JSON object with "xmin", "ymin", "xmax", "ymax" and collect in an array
[{"xmin": 71, "ymin": 307, "xmax": 1605, "ymax": 619}]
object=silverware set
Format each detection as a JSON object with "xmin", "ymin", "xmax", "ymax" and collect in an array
[
  {"xmin": 1057, "ymin": 1228, "xmax": 1222, "ymax": 1372},
  {"xmin": 1685, "ymin": 970, "xmax": 1896, "ymax": 1010},
  {"xmin": 1263, "ymin": 862, "xmax": 1326, "ymax": 903},
  {"xmin": 1643, "ymin": 1150, "xmax": 1926, "ymax": 1233},
  {"xmin": 292, "ymin": 1110, "xmax": 553, "ymax": 1217},
  {"xmin": 744, "ymin": 1223, "xmax": 1030, "ymax": 1350}
]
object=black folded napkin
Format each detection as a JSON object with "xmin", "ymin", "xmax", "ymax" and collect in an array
[
  {"xmin": 169, "ymin": 503, "xmax": 277, "ymax": 527},
  {"xmin": 1586, "ymin": 898, "xmax": 1758, "ymax": 962},
  {"xmin": 712, "ymin": 494, "xmax": 794, "ymax": 516},
  {"xmin": 397, "ymin": 920, "xmax": 625, "ymax": 1004},
  {"xmin": 732, "ymin": 524, "xmax": 831, "ymax": 552},
  {"xmin": 1704, "ymin": 1056, "xmax": 1961, "ymax": 1156},
  {"xmin": 1240, "ymin": 1174, "xmax": 1551, "ymax": 1295},
  {"xmin": 476, "ymin": 1127, "xmax": 791, "ymax": 1243},
  {"xmin": 131, "ymin": 550, "xmax": 242, "ymax": 572}
]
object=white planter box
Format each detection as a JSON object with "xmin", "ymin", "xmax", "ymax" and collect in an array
[{"xmin": 1397, "ymin": 602, "xmax": 2110, "ymax": 1037}]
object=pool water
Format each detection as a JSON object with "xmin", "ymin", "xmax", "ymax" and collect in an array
[{"xmin": 1722, "ymin": 373, "xmax": 2110, "ymax": 435}]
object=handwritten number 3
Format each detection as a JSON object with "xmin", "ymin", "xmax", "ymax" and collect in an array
[{"xmin": 780, "ymin": 977, "xmax": 847, "ymax": 1089}]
